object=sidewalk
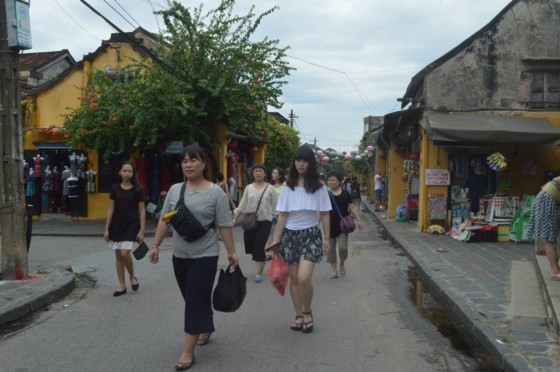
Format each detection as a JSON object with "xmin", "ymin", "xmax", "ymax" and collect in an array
[
  {"xmin": 363, "ymin": 200, "xmax": 560, "ymax": 371},
  {"xmin": 0, "ymin": 214, "xmax": 158, "ymax": 329},
  {"xmin": 2, "ymin": 210, "xmax": 560, "ymax": 370}
]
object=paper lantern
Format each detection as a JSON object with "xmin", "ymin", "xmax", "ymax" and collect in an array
[
  {"xmin": 316, "ymin": 150, "xmax": 323, "ymax": 157},
  {"xmin": 344, "ymin": 154, "xmax": 352, "ymax": 161},
  {"xmin": 355, "ymin": 155, "xmax": 362, "ymax": 161},
  {"xmin": 366, "ymin": 145, "xmax": 374, "ymax": 153},
  {"xmin": 228, "ymin": 140, "xmax": 238, "ymax": 150},
  {"xmin": 322, "ymin": 156, "xmax": 329, "ymax": 162}
]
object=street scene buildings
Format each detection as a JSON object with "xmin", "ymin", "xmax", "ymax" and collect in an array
[{"xmin": 3, "ymin": 0, "xmax": 560, "ymax": 370}]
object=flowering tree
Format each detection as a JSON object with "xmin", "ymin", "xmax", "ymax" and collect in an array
[{"xmin": 63, "ymin": 0, "xmax": 293, "ymax": 159}]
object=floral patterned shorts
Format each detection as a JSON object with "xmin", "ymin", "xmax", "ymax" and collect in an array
[{"xmin": 280, "ymin": 226, "xmax": 323, "ymax": 264}]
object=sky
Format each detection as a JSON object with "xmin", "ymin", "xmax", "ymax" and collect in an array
[{"xmin": 32, "ymin": 0, "xmax": 512, "ymax": 153}]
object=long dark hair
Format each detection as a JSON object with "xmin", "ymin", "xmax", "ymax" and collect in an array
[
  {"xmin": 286, "ymin": 145, "xmax": 322, "ymax": 193},
  {"xmin": 118, "ymin": 161, "xmax": 142, "ymax": 192}
]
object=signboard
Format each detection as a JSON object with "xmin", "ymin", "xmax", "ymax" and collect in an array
[
  {"xmin": 6, "ymin": 0, "xmax": 32, "ymax": 50},
  {"xmin": 165, "ymin": 141, "xmax": 184, "ymax": 154},
  {"xmin": 428, "ymin": 194, "xmax": 447, "ymax": 220},
  {"xmin": 425, "ymin": 169, "xmax": 450, "ymax": 185}
]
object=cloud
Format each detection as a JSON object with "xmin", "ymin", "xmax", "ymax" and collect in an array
[{"xmin": 30, "ymin": 0, "xmax": 511, "ymax": 151}]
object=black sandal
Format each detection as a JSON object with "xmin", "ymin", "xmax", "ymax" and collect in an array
[
  {"xmin": 290, "ymin": 315, "xmax": 304, "ymax": 331},
  {"xmin": 302, "ymin": 311, "xmax": 314, "ymax": 333}
]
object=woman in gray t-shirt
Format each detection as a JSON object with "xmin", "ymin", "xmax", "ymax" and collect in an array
[{"xmin": 149, "ymin": 144, "xmax": 238, "ymax": 371}]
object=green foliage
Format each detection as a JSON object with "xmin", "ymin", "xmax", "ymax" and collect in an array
[
  {"xmin": 63, "ymin": 0, "xmax": 293, "ymax": 159},
  {"xmin": 157, "ymin": 0, "xmax": 293, "ymax": 139},
  {"xmin": 263, "ymin": 118, "xmax": 300, "ymax": 171}
]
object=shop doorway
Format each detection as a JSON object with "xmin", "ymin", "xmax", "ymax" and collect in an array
[{"xmin": 24, "ymin": 149, "xmax": 88, "ymax": 217}]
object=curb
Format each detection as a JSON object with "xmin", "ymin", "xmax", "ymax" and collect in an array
[
  {"xmin": 365, "ymin": 205, "xmax": 531, "ymax": 372},
  {"xmin": 0, "ymin": 270, "xmax": 76, "ymax": 327}
]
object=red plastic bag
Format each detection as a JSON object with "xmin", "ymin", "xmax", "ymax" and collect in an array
[{"xmin": 268, "ymin": 253, "xmax": 289, "ymax": 296}]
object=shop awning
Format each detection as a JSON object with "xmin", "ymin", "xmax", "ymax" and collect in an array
[{"xmin": 421, "ymin": 112, "xmax": 560, "ymax": 145}]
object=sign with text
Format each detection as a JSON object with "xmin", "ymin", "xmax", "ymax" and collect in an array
[{"xmin": 425, "ymin": 169, "xmax": 450, "ymax": 186}]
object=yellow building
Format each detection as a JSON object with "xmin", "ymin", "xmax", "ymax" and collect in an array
[
  {"xmin": 382, "ymin": 0, "xmax": 560, "ymax": 236},
  {"xmin": 21, "ymin": 29, "xmax": 266, "ymax": 220}
]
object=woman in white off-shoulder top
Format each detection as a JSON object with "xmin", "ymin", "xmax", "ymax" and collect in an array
[{"xmin": 269, "ymin": 145, "xmax": 331, "ymax": 334}]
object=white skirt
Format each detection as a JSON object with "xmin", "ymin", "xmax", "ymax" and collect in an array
[{"xmin": 109, "ymin": 241, "xmax": 134, "ymax": 250}]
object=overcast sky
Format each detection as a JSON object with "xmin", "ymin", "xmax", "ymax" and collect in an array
[{"xmin": 32, "ymin": 0, "xmax": 511, "ymax": 152}]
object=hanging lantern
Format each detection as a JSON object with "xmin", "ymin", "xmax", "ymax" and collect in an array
[
  {"xmin": 322, "ymin": 156, "xmax": 329, "ymax": 163},
  {"xmin": 229, "ymin": 140, "xmax": 238, "ymax": 150},
  {"xmin": 366, "ymin": 145, "xmax": 374, "ymax": 153},
  {"xmin": 316, "ymin": 150, "xmax": 323, "ymax": 157},
  {"xmin": 344, "ymin": 154, "xmax": 352, "ymax": 161},
  {"xmin": 350, "ymin": 150, "xmax": 357, "ymax": 156},
  {"xmin": 250, "ymin": 145, "xmax": 259, "ymax": 153},
  {"xmin": 355, "ymin": 155, "xmax": 362, "ymax": 161}
]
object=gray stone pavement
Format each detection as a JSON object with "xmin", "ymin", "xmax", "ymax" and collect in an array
[{"xmin": 1, "ymin": 208, "xmax": 560, "ymax": 370}]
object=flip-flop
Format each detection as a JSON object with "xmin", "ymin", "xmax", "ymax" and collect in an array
[
  {"xmin": 330, "ymin": 273, "xmax": 338, "ymax": 279},
  {"xmin": 551, "ymin": 274, "xmax": 560, "ymax": 281}
]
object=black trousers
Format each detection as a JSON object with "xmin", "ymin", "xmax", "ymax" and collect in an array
[
  {"xmin": 172, "ymin": 255, "xmax": 218, "ymax": 334},
  {"xmin": 243, "ymin": 220, "xmax": 272, "ymax": 262}
]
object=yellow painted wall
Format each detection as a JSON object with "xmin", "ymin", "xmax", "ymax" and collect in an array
[
  {"xmin": 418, "ymin": 127, "xmax": 449, "ymax": 231},
  {"xmin": 387, "ymin": 137, "xmax": 407, "ymax": 219}
]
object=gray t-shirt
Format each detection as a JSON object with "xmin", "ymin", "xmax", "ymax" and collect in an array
[{"xmin": 161, "ymin": 182, "xmax": 232, "ymax": 259}]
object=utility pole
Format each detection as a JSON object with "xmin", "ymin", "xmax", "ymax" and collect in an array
[
  {"xmin": 288, "ymin": 109, "xmax": 298, "ymax": 128},
  {"xmin": 0, "ymin": 0, "xmax": 27, "ymax": 279}
]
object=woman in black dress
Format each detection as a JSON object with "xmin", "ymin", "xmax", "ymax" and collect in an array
[
  {"xmin": 326, "ymin": 171, "xmax": 363, "ymax": 278},
  {"xmin": 104, "ymin": 161, "xmax": 145, "ymax": 296}
]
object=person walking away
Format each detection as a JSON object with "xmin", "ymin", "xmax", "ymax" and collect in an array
[
  {"xmin": 103, "ymin": 161, "xmax": 145, "ymax": 296},
  {"xmin": 326, "ymin": 171, "xmax": 363, "ymax": 278},
  {"xmin": 350, "ymin": 176, "xmax": 361, "ymax": 209},
  {"xmin": 232, "ymin": 164, "xmax": 278, "ymax": 282},
  {"xmin": 266, "ymin": 167, "xmax": 286, "ymax": 249},
  {"xmin": 148, "ymin": 144, "xmax": 238, "ymax": 371},
  {"xmin": 528, "ymin": 176, "xmax": 560, "ymax": 280},
  {"xmin": 269, "ymin": 145, "xmax": 331, "ymax": 333},
  {"xmin": 374, "ymin": 170, "xmax": 384, "ymax": 211},
  {"xmin": 216, "ymin": 171, "xmax": 236, "ymax": 210}
]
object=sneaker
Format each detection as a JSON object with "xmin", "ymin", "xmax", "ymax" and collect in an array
[{"xmin": 254, "ymin": 275, "xmax": 263, "ymax": 283}]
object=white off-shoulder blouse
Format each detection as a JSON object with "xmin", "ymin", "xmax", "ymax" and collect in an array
[{"xmin": 276, "ymin": 184, "xmax": 331, "ymax": 230}]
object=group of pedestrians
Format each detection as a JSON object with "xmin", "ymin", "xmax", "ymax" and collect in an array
[{"xmin": 102, "ymin": 143, "xmax": 363, "ymax": 370}]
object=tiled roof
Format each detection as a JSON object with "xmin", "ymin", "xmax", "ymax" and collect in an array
[{"xmin": 20, "ymin": 50, "xmax": 73, "ymax": 71}]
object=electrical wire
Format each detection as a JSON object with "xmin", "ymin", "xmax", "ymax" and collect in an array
[
  {"xmin": 113, "ymin": 0, "xmax": 142, "ymax": 28},
  {"xmin": 54, "ymin": 0, "xmax": 101, "ymax": 42},
  {"xmin": 104, "ymin": 0, "xmax": 137, "ymax": 29}
]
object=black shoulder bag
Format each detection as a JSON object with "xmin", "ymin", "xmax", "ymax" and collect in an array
[{"xmin": 170, "ymin": 182, "xmax": 215, "ymax": 242}]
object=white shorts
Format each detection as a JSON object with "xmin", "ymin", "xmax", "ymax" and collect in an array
[{"xmin": 109, "ymin": 241, "xmax": 134, "ymax": 250}]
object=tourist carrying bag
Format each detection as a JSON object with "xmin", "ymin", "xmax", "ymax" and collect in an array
[
  {"xmin": 242, "ymin": 185, "xmax": 269, "ymax": 231},
  {"xmin": 329, "ymin": 191, "xmax": 356, "ymax": 233},
  {"xmin": 170, "ymin": 182, "xmax": 215, "ymax": 242},
  {"xmin": 212, "ymin": 265, "xmax": 247, "ymax": 312}
]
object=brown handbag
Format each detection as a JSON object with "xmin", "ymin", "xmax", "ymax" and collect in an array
[{"xmin": 241, "ymin": 185, "xmax": 268, "ymax": 231}]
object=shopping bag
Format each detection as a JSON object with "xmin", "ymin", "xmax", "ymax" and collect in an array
[
  {"xmin": 268, "ymin": 253, "xmax": 289, "ymax": 296},
  {"xmin": 212, "ymin": 265, "xmax": 247, "ymax": 312}
]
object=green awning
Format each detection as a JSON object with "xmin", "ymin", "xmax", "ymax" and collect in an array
[{"xmin": 421, "ymin": 112, "xmax": 560, "ymax": 145}]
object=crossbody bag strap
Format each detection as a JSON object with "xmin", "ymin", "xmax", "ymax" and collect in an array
[
  {"xmin": 176, "ymin": 181, "xmax": 187, "ymax": 209},
  {"xmin": 328, "ymin": 191, "xmax": 343, "ymax": 218},
  {"xmin": 254, "ymin": 184, "xmax": 269, "ymax": 213}
]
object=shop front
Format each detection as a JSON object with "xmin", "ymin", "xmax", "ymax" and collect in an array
[
  {"xmin": 384, "ymin": 110, "xmax": 560, "ymax": 243},
  {"xmin": 418, "ymin": 112, "xmax": 560, "ymax": 242}
]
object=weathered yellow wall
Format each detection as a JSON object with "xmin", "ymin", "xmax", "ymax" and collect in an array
[
  {"xmin": 418, "ymin": 127, "xmax": 449, "ymax": 231},
  {"xmin": 387, "ymin": 137, "xmax": 407, "ymax": 219}
]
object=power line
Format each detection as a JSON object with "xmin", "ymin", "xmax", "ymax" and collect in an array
[
  {"xmin": 113, "ymin": 0, "xmax": 142, "ymax": 28},
  {"xmin": 104, "ymin": 0, "xmax": 137, "ymax": 29},
  {"xmin": 54, "ymin": 0, "xmax": 102, "ymax": 42},
  {"xmin": 287, "ymin": 54, "xmax": 382, "ymax": 115}
]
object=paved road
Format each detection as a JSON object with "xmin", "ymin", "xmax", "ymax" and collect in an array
[{"xmin": 0, "ymin": 213, "xmax": 471, "ymax": 371}]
